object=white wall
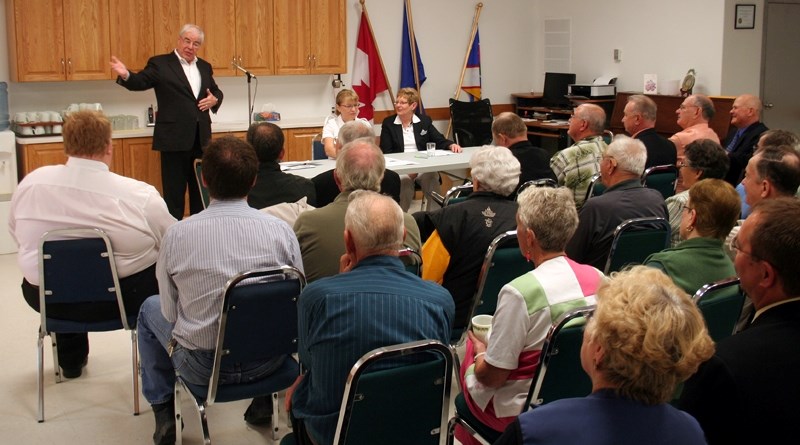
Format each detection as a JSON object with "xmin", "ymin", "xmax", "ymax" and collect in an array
[{"xmin": 0, "ymin": 0, "xmax": 766, "ymax": 127}]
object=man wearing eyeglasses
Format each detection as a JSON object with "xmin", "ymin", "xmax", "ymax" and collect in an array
[
  {"xmin": 679, "ymin": 197, "xmax": 800, "ymax": 445},
  {"xmin": 669, "ymin": 95, "xmax": 720, "ymax": 192},
  {"xmin": 110, "ymin": 24, "xmax": 223, "ymax": 221},
  {"xmin": 723, "ymin": 94, "xmax": 768, "ymax": 185}
]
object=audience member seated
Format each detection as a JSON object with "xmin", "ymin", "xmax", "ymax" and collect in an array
[
  {"xmin": 247, "ymin": 121, "xmax": 317, "ymax": 209},
  {"xmin": 414, "ymin": 145, "xmax": 520, "ymax": 330},
  {"xmin": 737, "ymin": 129, "xmax": 800, "ymax": 219},
  {"xmin": 621, "ymin": 94, "xmax": 677, "ymax": 168},
  {"xmin": 669, "ymin": 94, "xmax": 720, "ymax": 192},
  {"xmin": 566, "ymin": 136, "xmax": 667, "ymax": 270},
  {"xmin": 645, "ymin": 179, "xmax": 739, "ymax": 295},
  {"xmin": 678, "ymin": 198, "xmax": 800, "ymax": 445},
  {"xmin": 313, "ymin": 119, "xmax": 401, "ymax": 207},
  {"xmin": 294, "ymin": 139, "xmax": 421, "ymax": 282},
  {"xmin": 495, "ymin": 266, "xmax": 713, "ymax": 445},
  {"xmin": 288, "ymin": 191, "xmax": 454, "ymax": 445},
  {"xmin": 724, "ymin": 94, "xmax": 768, "ymax": 185},
  {"xmin": 380, "ymin": 87, "xmax": 462, "ymax": 211},
  {"xmin": 136, "ymin": 136, "xmax": 303, "ymax": 445},
  {"xmin": 455, "ymin": 186, "xmax": 603, "ymax": 445},
  {"xmin": 322, "ymin": 89, "xmax": 371, "ymax": 159},
  {"xmin": 9, "ymin": 110, "xmax": 176, "ymax": 380},
  {"xmin": 549, "ymin": 103, "xmax": 607, "ymax": 208},
  {"xmin": 666, "ymin": 139, "xmax": 730, "ymax": 246},
  {"xmin": 491, "ymin": 112, "xmax": 556, "ymax": 186}
]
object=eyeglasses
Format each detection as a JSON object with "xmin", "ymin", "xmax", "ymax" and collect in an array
[
  {"xmin": 731, "ymin": 235, "xmax": 759, "ymax": 260},
  {"xmin": 394, "ymin": 101, "xmax": 410, "ymax": 105},
  {"xmin": 682, "ymin": 206, "xmax": 694, "ymax": 213},
  {"xmin": 181, "ymin": 38, "xmax": 202, "ymax": 49},
  {"xmin": 338, "ymin": 104, "xmax": 359, "ymax": 109}
]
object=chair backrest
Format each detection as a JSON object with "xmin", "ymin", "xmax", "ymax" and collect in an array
[
  {"xmin": 449, "ymin": 98, "xmax": 493, "ymax": 147},
  {"xmin": 692, "ymin": 276, "xmax": 745, "ymax": 343},
  {"xmin": 604, "ymin": 216, "xmax": 671, "ymax": 275},
  {"xmin": 194, "ymin": 159, "xmax": 211, "ymax": 209},
  {"xmin": 517, "ymin": 178, "xmax": 557, "ymax": 197},
  {"xmin": 312, "ymin": 133, "xmax": 327, "ymax": 160},
  {"xmin": 207, "ymin": 266, "xmax": 306, "ymax": 403},
  {"xmin": 39, "ymin": 228, "xmax": 130, "ymax": 330},
  {"xmin": 584, "ymin": 173, "xmax": 605, "ymax": 202},
  {"xmin": 524, "ymin": 305, "xmax": 595, "ymax": 410},
  {"xmin": 398, "ymin": 246, "xmax": 422, "ymax": 277},
  {"xmin": 333, "ymin": 340, "xmax": 453, "ymax": 445},
  {"xmin": 641, "ymin": 164, "xmax": 679, "ymax": 199},
  {"xmin": 602, "ymin": 129, "xmax": 614, "ymax": 144},
  {"xmin": 443, "ymin": 183, "xmax": 474, "ymax": 207}
]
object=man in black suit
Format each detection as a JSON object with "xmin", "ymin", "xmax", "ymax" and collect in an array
[
  {"xmin": 491, "ymin": 112, "xmax": 556, "ymax": 186},
  {"xmin": 679, "ymin": 198, "xmax": 800, "ymax": 445},
  {"xmin": 110, "ymin": 24, "xmax": 223, "ymax": 220},
  {"xmin": 621, "ymin": 94, "xmax": 677, "ymax": 168},
  {"xmin": 723, "ymin": 94, "xmax": 768, "ymax": 185},
  {"xmin": 313, "ymin": 120, "xmax": 401, "ymax": 207}
]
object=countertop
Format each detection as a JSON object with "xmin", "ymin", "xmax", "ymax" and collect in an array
[{"xmin": 15, "ymin": 117, "xmax": 326, "ymax": 145}]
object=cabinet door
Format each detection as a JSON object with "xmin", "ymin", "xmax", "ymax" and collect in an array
[
  {"xmin": 110, "ymin": 0, "xmax": 154, "ymax": 73},
  {"xmin": 274, "ymin": 0, "xmax": 311, "ymax": 75},
  {"xmin": 196, "ymin": 0, "xmax": 237, "ymax": 77},
  {"xmin": 284, "ymin": 127, "xmax": 320, "ymax": 162},
  {"xmin": 63, "ymin": 0, "xmax": 112, "ymax": 80},
  {"xmin": 236, "ymin": 0, "xmax": 274, "ymax": 76},
  {"xmin": 122, "ymin": 138, "xmax": 163, "ymax": 194},
  {"xmin": 8, "ymin": 0, "xmax": 67, "ymax": 81},
  {"xmin": 154, "ymin": 0, "xmax": 195, "ymax": 55},
  {"xmin": 309, "ymin": 0, "xmax": 346, "ymax": 74},
  {"xmin": 110, "ymin": 139, "xmax": 125, "ymax": 175},
  {"xmin": 21, "ymin": 143, "xmax": 67, "ymax": 178}
]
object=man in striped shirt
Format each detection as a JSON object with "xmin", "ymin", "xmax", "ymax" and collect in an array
[{"xmin": 136, "ymin": 136, "xmax": 303, "ymax": 445}]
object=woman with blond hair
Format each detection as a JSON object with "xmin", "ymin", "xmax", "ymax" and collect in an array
[
  {"xmin": 494, "ymin": 266, "xmax": 714, "ymax": 445},
  {"xmin": 321, "ymin": 89, "xmax": 371, "ymax": 158}
]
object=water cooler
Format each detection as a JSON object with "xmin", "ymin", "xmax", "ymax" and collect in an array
[{"xmin": 0, "ymin": 130, "xmax": 17, "ymax": 254}]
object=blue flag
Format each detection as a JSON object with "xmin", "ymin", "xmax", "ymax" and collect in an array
[
  {"xmin": 461, "ymin": 29, "xmax": 481, "ymax": 101},
  {"xmin": 400, "ymin": 2, "xmax": 426, "ymax": 112}
]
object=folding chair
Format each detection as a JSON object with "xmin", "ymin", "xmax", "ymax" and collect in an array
[
  {"xmin": 449, "ymin": 98, "xmax": 493, "ymax": 147},
  {"xmin": 583, "ymin": 173, "xmax": 605, "ymax": 202},
  {"xmin": 398, "ymin": 246, "xmax": 423, "ymax": 277},
  {"xmin": 430, "ymin": 182, "xmax": 474, "ymax": 208},
  {"xmin": 517, "ymin": 178, "xmax": 557, "ymax": 197},
  {"xmin": 604, "ymin": 217, "xmax": 671, "ymax": 275},
  {"xmin": 641, "ymin": 164, "xmax": 679, "ymax": 199},
  {"xmin": 174, "ymin": 266, "xmax": 306, "ymax": 444},
  {"xmin": 37, "ymin": 228, "xmax": 139, "ymax": 422},
  {"xmin": 446, "ymin": 305, "xmax": 595, "ymax": 445},
  {"xmin": 311, "ymin": 133, "xmax": 327, "ymax": 160},
  {"xmin": 193, "ymin": 159, "xmax": 211, "ymax": 209},
  {"xmin": 692, "ymin": 276, "xmax": 745, "ymax": 343}
]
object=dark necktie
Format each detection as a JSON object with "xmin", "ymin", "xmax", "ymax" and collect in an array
[{"xmin": 726, "ymin": 129, "xmax": 744, "ymax": 153}]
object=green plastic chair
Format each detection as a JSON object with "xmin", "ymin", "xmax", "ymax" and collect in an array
[
  {"xmin": 692, "ymin": 276, "xmax": 745, "ymax": 343},
  {"xmin": 604, "ymin": 217, "xmax": 671, "ymax": 275},
  {"xmin": 642, "ymin": 164, "xmax": 679, "ymax": 199},
  {"xmin": 193, "ymin": 159, "xmax": 211, "ymax": 209},
  {"xmin": 583, "ymin": 173, "xmax": 606, "ymax": 202}
]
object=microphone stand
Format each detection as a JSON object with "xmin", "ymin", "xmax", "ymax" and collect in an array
[{"xmin": 232, "ymin": 62, "xmax": 256, "ymax": 126}]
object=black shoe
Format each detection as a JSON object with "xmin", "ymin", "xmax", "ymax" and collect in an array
[
  {"xmin": 243, "ymin": 395, "xmax": 273, "ymax": 426},
  {"xmin": 152, "ymin": 401, "xmax": 176, "ymax": 445},
  {"xmin": 61, "ymin": 357, "xmax": 88, "ymax": 379}
]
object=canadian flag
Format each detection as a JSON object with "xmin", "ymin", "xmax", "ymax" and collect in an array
[{"xmin": 352, "ymin": 11, "xmax": 389, "ymax": 122}]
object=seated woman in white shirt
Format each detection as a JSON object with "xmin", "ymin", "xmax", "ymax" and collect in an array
[{"xmin": 322, "ymin": 89, "xmax": 371, "ymax": 158}]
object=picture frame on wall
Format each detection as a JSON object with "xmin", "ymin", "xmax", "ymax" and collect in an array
[{"xmin": 735, "ymin": 4, "xmax": 756, "ymax": 29}]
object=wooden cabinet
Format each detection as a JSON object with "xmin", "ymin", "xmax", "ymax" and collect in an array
[
  {"xmin": 5, "ymin": 0, "xmax": 111, "ymax": 81},
  {"xmin": 153, "ymin": 0, "xmax": 195, "ymax": 54},
  {"xmin": 110, "ymin": 0, "xmax": 155, "ymax": 73},
  {"xmin": 17, "ymin": 143, "xmax": 67, "ymax": 178},
  {"xmin": 284, "ymin": 127, "xmax": 321, "ymax": 162},
  {"xmin": 119, "ymin": 138, "xmax": 163, "ymax": 194},
  {"xmin": 274, "ymin": 0, "xmax": 346, "ymax": 74}
]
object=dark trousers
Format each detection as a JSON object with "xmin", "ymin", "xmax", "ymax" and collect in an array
[
  {"xmin": 22, "ymin": 263, "xmax": 159, "ymax": 369},
  {"xmin": 160, "ymin": 127, "xmax": 204, "ymax": 220}
]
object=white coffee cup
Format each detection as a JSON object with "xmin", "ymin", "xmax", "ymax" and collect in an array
[
  {"xmin": 471, "ymin": 314, "xmax": 493, "ymax": 344},
  {"xmin": 27, "ymin": 111, "xmax": 39, "ymax": 123},
  {"xmin": 15, "ymin": 112, "xmax": 28, "ymax": 123},
  {"xmin": 52, "ymin": 125, "xmax": 63, "ymax": 134},
  {"xmin": 19, "ymin": 126, "xmax": 33, "ymax": 135},
  {"xmin": 50, "ymin": 111, "xmax": 63, "ymax": 123},
  {"xmin": 67, "ymin": 103, "xmax": 79, "ymax": 112}
]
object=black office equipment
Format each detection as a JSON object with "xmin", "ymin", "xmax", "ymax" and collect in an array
[{"xmin": 542, "ymin": 72, "xmax": 576, "ymax": 109}]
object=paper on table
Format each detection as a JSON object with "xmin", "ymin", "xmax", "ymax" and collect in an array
[
  {"xmin": 428, "ymin": 150, "xmax": 455, "ymax": 157},
  {"xmin": 385, "ymin": 157, "xmax": 418, "ymax": 167},
  {"xmin": 280, "ymin": 161, "xmax": 318, "ymax": 171},
  {"xmin": 594, "ymin": 76, "xmax": 615, "ymax": 85}
]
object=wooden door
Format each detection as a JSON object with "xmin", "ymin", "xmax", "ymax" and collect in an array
[
  {"xmin": 284, "ymin": 127, "xmax": 320, "ymax": 162},
  {"xmin": 309, "ymin": 0, "xmax": 346, "ymax": 74},
  {"xmin": 8, "ymin": 0, "xmax": 67, "ymax": 81},
  {"xmin": 762, "ymin": 2, "xmax": 800, "ymax": 135},
  {"xmin": 274, "ymin": 0, "xmax": 311, "ymax": 75},
  {"xmin": 122, "ymin": 138, "xmax": 163, "ymax": 194},
  {"xmin": 195, "ymin": 0, "xmax": 237, "ymax": 76},
  {"xmin": 235, "ymin": 0, "xmax": 275, "ymax": 76},
  {"xmin": 110, "ymin": 0, "xmax": 155, "ymax": 73},
  {"xmin": 153, "ymin": 0, "xmax": 195, "ymax": 55},
  {"xmin": 62, "ymin": 0, "xmax": 111, "ymax": 80}
]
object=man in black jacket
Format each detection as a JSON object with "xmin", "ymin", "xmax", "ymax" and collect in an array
[
  {"xmin": 491, "ymin": 112, "xmax": 557, "ymax": 187},
  {"xmin": 622, "ymin": 94, "xmax": 677, "ymax": 168},
  {"xmin": 723, "ymin": 94, "xmax": 768, "ymax": 185}
]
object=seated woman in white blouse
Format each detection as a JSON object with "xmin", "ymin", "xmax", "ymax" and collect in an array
[{"xmin": 322, "ymin": 89, "xmax": 371, "ymax": 159}]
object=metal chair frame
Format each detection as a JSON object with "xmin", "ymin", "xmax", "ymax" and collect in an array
[
  {"xmin": 641, "ymin": 164, "xmax": 679, "ymax": 199},
  {"xmin": 430, "ymin": 182, "xmax": 474, "ymax": 208},
  {"xmin": 692, "ymin": 276, "xmax": 745, "ymax": 342},
  {"xmin": 603, "ymin": 216, "xmax": 671, "ymax": 275},
  {"xmin": 517, "ymin": 178, "xmax": 557, "ymax": 197},
  {"xmin": 583, "ymin": 173, "xmax": 605, "ymax": 203},
  {"xmin": 193, "ymin": 159, "xmax": 211, "ymax": 209}
]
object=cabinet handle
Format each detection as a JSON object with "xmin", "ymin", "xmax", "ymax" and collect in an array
[
  {"xmin": 60, "ymin": 58, "xmax": 65, "ymax": 75},
  {"xmin": 312, "ymin": 55, "xmax": 317, "ymax": 67},
  {"xmin": 67, "ymin": 58, "xmax": 73, "ymax": 75},
  {"xmin": 238, "ymin": 56, "xmax": 242, "ymax": 65}
]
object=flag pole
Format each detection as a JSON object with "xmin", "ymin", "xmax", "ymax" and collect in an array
[
  {"xmin": 447, "ymin": 2, "xmax": 483, "ymax": 139},
  {"xmin": 360, "ymin": 0, "xmax": 395, "ymax": 101},
  {"xmin": 405, "ymin": 0, "xmax": 423, "ymax": 102}
]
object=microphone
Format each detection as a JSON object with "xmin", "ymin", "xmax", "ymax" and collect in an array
[{"xmin": 231, "ymin": 61, "xmax": 255, "ymax": 78}]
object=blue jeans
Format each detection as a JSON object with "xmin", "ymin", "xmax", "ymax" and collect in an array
[{"xmin": 137, "ymin": 295, "xmax": 286, "ymax": 404}]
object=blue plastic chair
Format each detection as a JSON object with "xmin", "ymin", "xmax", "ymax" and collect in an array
[
  {"xmin": 37, "ymin": 227, "xmax": 139, "ymax": 422},
  {"xmin": 174, "ymin": 266, "xmax": 306, "ymax": 444}
]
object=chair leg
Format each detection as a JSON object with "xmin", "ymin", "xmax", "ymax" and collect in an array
[
  {"xmin": 131, "ymin": 329, "xmax": 140, "ymax": 415},
  {"xmin": 271, "ymin": 392, "xmax": 280, "ymax": 440},
  {"xmin": 51, "ymin": 334, "xmax": 62, "ymax": 383},
  {"xmin": 174, "ymin": 382, "xmax": 183, "ymax": 445},
  {"xmin": 197, "ymin": 402, "xmax": 211, "ymax": 445},
  {"xmin": 37, "ymin": 332, "xmax": 45, "ymax": 422}
]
